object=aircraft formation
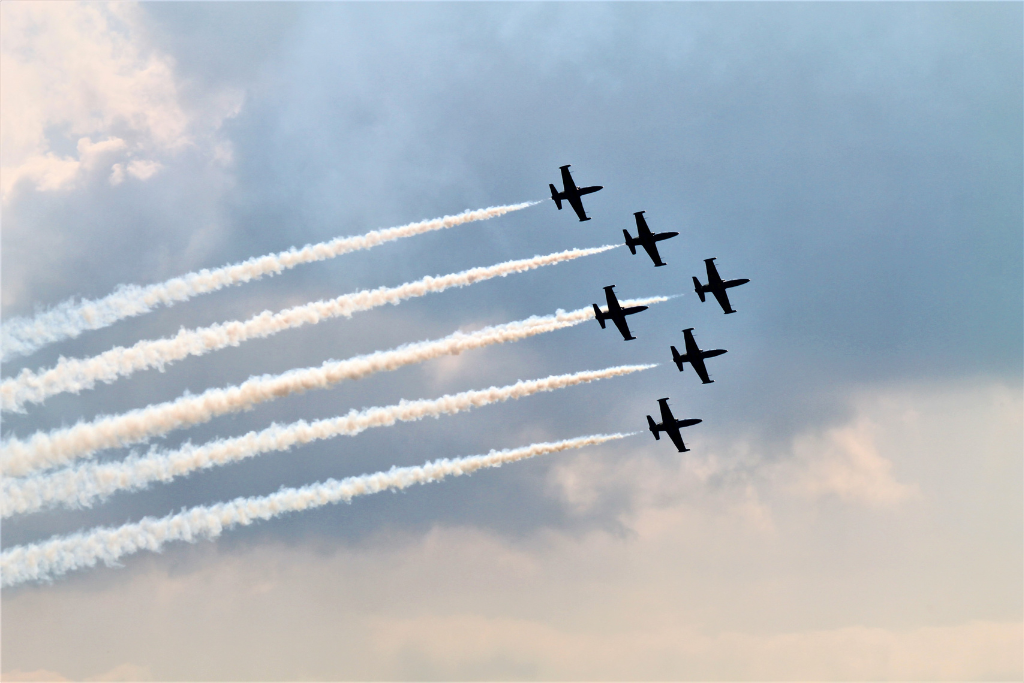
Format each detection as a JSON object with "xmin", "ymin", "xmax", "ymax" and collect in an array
[
  {"xmin": 551, "ymin": 164, "xmax": 750, "ymax": 453},
  {"xmin": 1, "ymin": 169, "xmax": 749, "ymax": 587}
]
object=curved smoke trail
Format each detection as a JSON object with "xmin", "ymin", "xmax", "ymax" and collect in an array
[
  {"xmin": 1, "ymin": 245, "xmax": 618, "ymax": 413},
  {"xmin": 0, "ymin": 296, "xmax": 669, "ymax": 477},
  {"xmin": 0, "ymin": 432, "xmax": 636, "ymax": 587},
  {"xmin": 2, "ymin": 364, "xmax": 654, "ymax": 517},
  {"xmin": 1, "ymin": 201, "xmax": 538, "ymax": 362}
]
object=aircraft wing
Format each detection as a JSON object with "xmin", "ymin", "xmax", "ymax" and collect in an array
[
  {"xmin": 690, "ymin": 355, "xmax": 712, "ymax": 384},
  {"xmin": 665, "ymin": 426, "xmax": 687, "ymax": 452},
  {"xmin": 604, "ymin": 286, "xmax": 621, "ymax": 311},
  {"xmin": 641, "ymin": 240, "xmax": 665, "ymax": 267},
  {"xmin": 659, "ymin": 399, "xmax": 675, "ymax": 424},
  {"xmin": 611, "ymin": 314, "xmax": 634, "ymax": 341},
  {"xmin": 683, "ymin": 329, "xmax": 700, "ymax": 355},
  {"xmin": 711, "ymin": 287, "xmax": 735, "ymax": 314},
  {"xmin": 567, "ymin": 195, "xmax": 589, "ymax": 221},
  {"xmin": 705, "ymin": 258, "xmax": 723, "ymax": 286},
  {"xmin": 634, "ymin": 212, "xmax": 651, "ymax": 236},
  {"xmin": 682, "ymin": 330, "xmax": 713, "ymax": 382},
  {"xmin": 560, "ymin": 166, "xmax": 576, "ymax": 190}
]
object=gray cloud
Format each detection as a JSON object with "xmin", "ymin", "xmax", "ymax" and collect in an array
[{"xmin": 2, "ymin": 2, "xmax": 1020, "ymax": 584}]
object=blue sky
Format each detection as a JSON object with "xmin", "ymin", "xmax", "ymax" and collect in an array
[{"xmin": 2, "ymin": 2, "xmax": 1021, "ymax": 680}]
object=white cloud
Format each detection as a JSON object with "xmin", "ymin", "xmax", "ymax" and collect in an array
[
  {"xmin": 782, "ymin": 417, "xmax": 920, "ymax": 507},
  {"xmin": 84, "ymin": 663, "xmax": 153, "ymax": 682},
  {"xmin": 546, "ymin": 382, "xmax": 940, "ymax": 522},
  {"xmin": 3, "ymin": 527, "xmax": 1019, "ymax": 680},
  {"xmin": 2, "ymin": 379, "xmax": 1018, "ymax": 680},
  {"xmin": 0, "ymin": 0, "xmax": 246, "ymax": 313},
  {"xmin": 0, "ymin": 671, "xmax": 70, "ymax": 682},
  {"xmin": 4, "ymin": 154, "xmax": 81, "ymax": 194},
  {"xmin": 126, "ymin": 159, "xmax": 162, "ymax": 181},
  {"xmin": 0, "ymin": 1, "xmax": 240, "ymax": 200},
  {"xmin": 364, "ymin": 613, "xmax": 1023, "ymax": 680},
  {"xmin": 77, "ymin": 137, "xmax": 128, "ymax": 169},
  {"xmin": 4, "ymin": 662, "xmax": 153, "ymax": 682}
]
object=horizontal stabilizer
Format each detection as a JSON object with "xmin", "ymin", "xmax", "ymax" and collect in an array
[
  {"xmin": 692, "ymin": 276, "xmax": 705, "ymax": 302},
  {"xmin": 592, "ymin": 304, "xmax": 606, "ymax": 328},
  {"xmin": 549, "ymin": 184, "xmax": 562, "ymax": 210},
  {"xmin": 670, "ymin": 345, "xmax": 685, "ymax": 371},
  {"xmin": 647, "ymin": 415, "xmax": 660, "ymax": 438},
  {"xmin": 623, "ymin": 230, "xmax": 636, "ymax": 255}
]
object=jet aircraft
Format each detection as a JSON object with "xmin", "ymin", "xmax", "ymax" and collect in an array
[
  {"xmin": 647, "ymin": 398, "xmax": 702, "ymax": 452},
  {"xmin": 693, "ymin": 258, "xmax": 750, "ymax": 314},
  {"xmin": 623, "ymin": 211, "xmax": 678, "ymax": 267},
  {"xmin": 593, "ymin": 285, "xmax": 647, "ymax": 341},
  {"xmin": 549, "ymin": 165, "xmax": 602, "ymax": 222},
  {"xmin": 671, "ymin": 328, "xmax": 727, "ymax": 384}
]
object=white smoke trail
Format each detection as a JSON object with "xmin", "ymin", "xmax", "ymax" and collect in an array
[
  {"xmin": 0, "ymin": 296, "xmax": 669, "ymax": 477},
  {"xmin": 1, "ymin": 244, "xmax": 617, "ymax": 413},
  {"xmin": 0, "ymin": 432, "xmax": 634, "ymax": 587},
  {"xmin": 2, "ymin": 364, "xmax": 654, "ymax": 517},
  {"xmin": 1, "ymin": 201, "xmax": 538, "ymax": 362}
]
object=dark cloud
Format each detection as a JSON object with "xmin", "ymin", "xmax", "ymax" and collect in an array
[{"xmin": 3, "ymin": 3, "xmax": 1020, "ymax": 554}]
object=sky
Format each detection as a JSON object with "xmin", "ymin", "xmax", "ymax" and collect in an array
[{"xmin": 1, "ymin": 2, "xmax": 1021, "ymax": 680}]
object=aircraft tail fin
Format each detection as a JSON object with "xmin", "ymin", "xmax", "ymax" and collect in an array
[
  {"xmin": 647, "ymin": 415, "xmax": 660, "ymax": 439},
  {"xmin": 671, "ymin": 345, "xmax": 685, "ymax": 371},
  {"xmin": 623, "ymin": 230, "xmax": 636, "ymax": 255},
  {"xmin": 692, "ymin": 276, "xmax": 705, "ymax": 302},
  {"xmin": 549, "ymin": 184, "xmax": 562, "ymax": 210},
  {"xmin": 592, "ymin": 304, "xmax": 606, "ymax": 328}
]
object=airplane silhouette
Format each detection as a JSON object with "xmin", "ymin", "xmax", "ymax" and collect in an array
[
  {"xmin": 647, "ymin": 398, "xmax": 702, "ymax": 452},
  {"xmin": 550, "ymin": 165, "xmax": 602, "ymax": 221},
  {"xmin": 671, "ymin": 328, "xmax": 727, "ymax": 384},
  {"xmin": 693, "ymin": 258, "xmax": 749, "ymax": 314},
  {"xmin": 623, "ymin": 211, "xmax": 678, "ymax": 267},
  {"xmin": 592, "ymin": 285, "xmax": 647, "ymax": 341}
]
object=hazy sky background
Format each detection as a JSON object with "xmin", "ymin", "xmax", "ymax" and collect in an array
[{"xmin": 2, "ymin": 2, "xmax": 1021, "ymax": 680}]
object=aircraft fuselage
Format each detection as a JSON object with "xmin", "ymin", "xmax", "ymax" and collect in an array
[
  {"xmin": 646, "ymin": 398, "xmax": 702, "ymax": 452},
  {"xmin": 671, "ymin": 328, "xmax": 727, "ymax": 384},
  {"xmin": 623, "ymin": 211, "xmax": 679, "ymax": 267},
  {"xmin": 693, "ymin": 258, "xmax": 749, "ymax": 314},
  {"xmin": 550, "ymin": 165, "xmax": 603, "ymax": 221},
  {"xmin": 592, "ymin": 285, "xmax": 647, "ymax": 341}
]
